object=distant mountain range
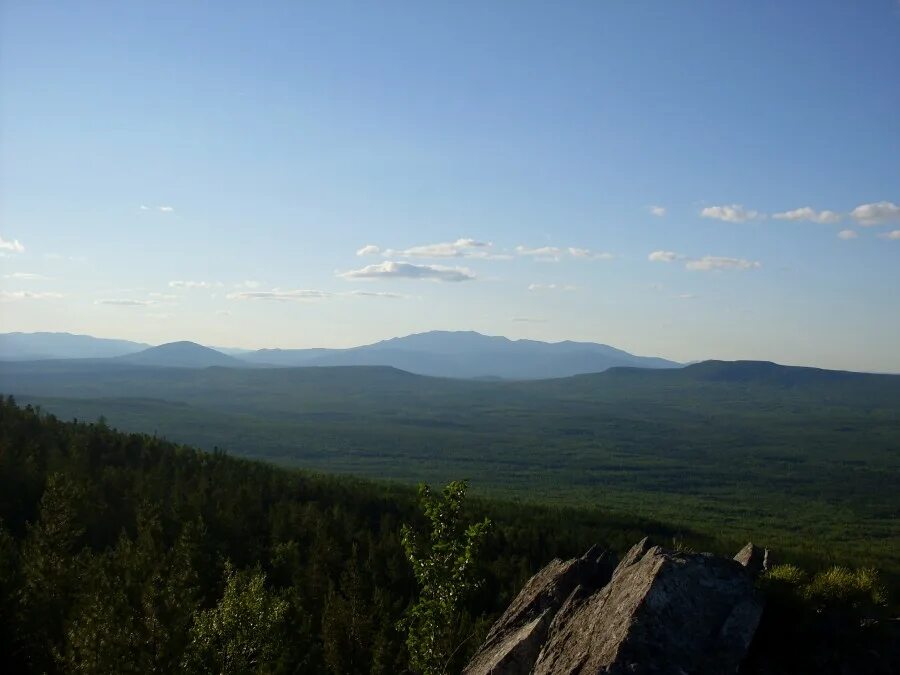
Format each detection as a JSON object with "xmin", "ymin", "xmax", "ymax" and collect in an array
[
  {"xmin": 0, "ymin": 330, "xmax": 681, "ymax": 379},
  {"xmin": 0, "ymin": 332, "xmax": 149, "ymax": 361},
  {"xmin": 240, "ymin": 331, "xmax": 681, "ymax": 378}
]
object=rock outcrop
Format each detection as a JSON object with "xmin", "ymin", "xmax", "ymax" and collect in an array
[
  {"xmin": 463, "ymin": 545, "xmax": 615, "ymax": 675},
  {"xmin": 466, "ymin": 539, "xmax": 764, "ymax": 675},
  {"xmin": 733, "ymin": 542, "xmax": 772, "ymax": 578}
]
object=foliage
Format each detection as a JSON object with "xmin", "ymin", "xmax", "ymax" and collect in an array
[
  {"xmin": 3, "ymin": 359, "xmax": 898, "ymax": 580},
  {"xmin": 400, "ymin": 481, "xmax": 491, "ymax": 675},
  {"xmin": 0, "ymin": 398, "xmax": 895, "ymax": 674},
  {"xmin": 803, "ymin": 565, "xmax": 887, "ymax": 613},
  {"xmin": 750, "ymin": 564, "xmax": 892, "ymax": 673},
  {"xmin": 0, "ymin": 397, "xmax": 655, "ymax": 673},
  {"xmin": 761, "ymin": 563, "xmax": 806, "ymax": 587},
  {"xmin": 183, "ymin": 563, "xmax": 289, "ymax": 674}
]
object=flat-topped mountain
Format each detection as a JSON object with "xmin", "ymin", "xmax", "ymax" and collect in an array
[{"xmin": 240, "ymin": 330, "xmax": 681, "ymax": 379}]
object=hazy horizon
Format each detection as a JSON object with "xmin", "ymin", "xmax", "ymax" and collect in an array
[
  {"xmin": 2, "ymin": 2, "xmax": 898, "ymax": 373},
  {"xmin": 5, "ymin": 328, "xmax": 900, "ymax": 375}
]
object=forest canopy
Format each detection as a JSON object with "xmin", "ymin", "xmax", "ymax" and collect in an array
[{"xmin": 0, "ymin": 398, "xmax": 895, "ymax": 673}]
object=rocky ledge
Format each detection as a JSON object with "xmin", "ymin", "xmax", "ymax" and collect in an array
[{"xmin": 465, "ymin": 539, "xmax": 768, "ymax": 675}]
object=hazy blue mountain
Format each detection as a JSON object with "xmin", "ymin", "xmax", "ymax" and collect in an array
[
  {"xmin": 241, "ymin": 347, "xmax": 332, "ymax": 367},
  {"xmin": 0, "ymin": 332, "xmax": 149, "ymax": 360},
  {"xmin": 212, "ymin": 346, "xmax": 256, "ymax": 356},
  {"xmin": 1, "ymin": 330, "xmax": 681, "ymax": 377},
  {"xmin": 240, "ymin": 330, "xmax": 680, "ymax": 379},
  {"xmin": 116, "ymin": 341, "xmax": 246, "ymax": 368}
]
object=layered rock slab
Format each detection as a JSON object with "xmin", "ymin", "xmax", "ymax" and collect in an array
[
  {"xmin": 467, "ymin": 539, "xmax": 764, "ymax": 675},
  {"xmin": 463, "ymin": 545, "xmax": 615, "ymax": 675}
]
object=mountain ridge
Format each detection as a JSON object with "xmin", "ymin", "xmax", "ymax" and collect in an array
[
  {"xmin": 238, "ymin": 330, "xmax": 681, "ymax": 378},
  {"xmin": 0, "ymin": 331, "xmax": 149, "ymax": 360},
  {"xmin": 6, "ymin": 330, "xmax": 893, "ymax": 379}
]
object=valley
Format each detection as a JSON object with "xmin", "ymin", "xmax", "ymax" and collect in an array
[{"xmin": 4, "ymin": 352, "xmax": 899, "ymax": 579}]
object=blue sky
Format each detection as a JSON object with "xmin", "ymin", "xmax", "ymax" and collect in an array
[{"xmin": 1, "ymin": 1, "xmax": 898, "ymax": 371}]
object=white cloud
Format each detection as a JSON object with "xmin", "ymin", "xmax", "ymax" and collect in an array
[
  {"xmin": 0, "ymin": 291, "xmax": 63, "ymax": 301},
  {"xmin": 95, "ymin": 298, "xmax": 155, "ymax": 306},
  {"xmin": 676, "ymin": 293, "xmax": 698, "ymax": 300},
  {"xmin": 649, "ymin": 250, "xmax": 760, "ymax": 271},
  {"xmin": 0, "ymin": 236, "xmax": 25, "ymax": 253},
  {"xmin": 226, "ymin": 287, "xmax": 407, "ymax": 301},
  {"xmin": 139, "ymin": 205, "xmax": 150, "ymax": 211},
  {"xmin": 169, "ymin": 280, "xmax": 222, "ymax": 289},
  {"xmin": 837, "ymin": 229, "xmax": 859, "ymax": 240},
  {"xmin": 339, "ymin": 261, "xmax": 476, "ymax": 282},
  {"xmin": 512, "ymin": 317, "xmax": 548, "ymax": 323},
  {"xmin": 3, "ymin": 272, "xmax": 50, "ymax": 280},
  {"xmin": 700, "ymin": 204, "xmax": 763, "ymax": 223},
  {"xmin": 227, "ymin": 289, "xmax": 334, "ymax": 301},
  {"xmin": 232, "ymin": 280, "xmax": 262, "ymax": 289},
  {"xmin": 363, "ymin": 238, "xmax": 511, "ymax": 259},
  {"xmin": 384, "ymin": 238, "xmax": 493, "ymax": 259},
  {"xmin": 515, "ymin": 246, "xmax": 563, "ymax": 261},
  {"xmin": 567, "ymin": 247, "xmax": 614, "ymax": 260},
  {"xmin": 773, "ymin": 207, "xmax": 841, "ymax": 224},
  {"xmin": 850, "ymin": 201, "xmax": 900, "ymax": 226},
  {"xmin": 216, "ymin": 310, "xmax": 232, "ymax": 316},
  {"xmin": 158, "ymin": 206, "xmax": 174, "ymax": 212},
  {"xmin": 515, "ymin": 245, "xmax": 612, "ymax": 262},
  {"xmin": 648, "ymin": 250, "xmax": 683, "ymax": 263},
  {"xmin": 346, "ymin": 290, "xmax": 404, "ymax": 299},
  {"xmin": 880, "ymin": 230, "xmax": 900, "ymax": 240},
  {"xmin": 527, "ymin": 283, "xmax": 577, "ymax": 291},
  {"xmin": 649, "ymin": 205, "xmax": 667, "ymax": 217},
  {"xmin": 685, "ymin": 256, "xmax": 761, "ymax": 271}
]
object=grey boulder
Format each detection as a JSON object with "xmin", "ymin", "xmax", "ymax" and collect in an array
[{"xmin": 466, "ymin": 539, "xmax": 764, "ymax": 675}]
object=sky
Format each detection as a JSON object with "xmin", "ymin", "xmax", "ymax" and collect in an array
[{"xmin": 1, "ymin": 1, "xmax": 898, "ymax": 372}]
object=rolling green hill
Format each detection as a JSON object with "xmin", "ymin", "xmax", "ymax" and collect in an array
[{"xmin": 2, "ymin": 359, "xmax": 898, "ymax": 576}]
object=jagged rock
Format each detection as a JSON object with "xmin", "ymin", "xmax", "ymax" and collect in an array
[
  {"xmin": 734, "ymin": 543, "xmax": 771, "ymax": 577},
  {"xmin": 463, "ymin": 545, "xmax": 615, "ymax": 675},
  {"xmin": 467, "ymin": 539, "xmax": 764, "ymax": 675}
]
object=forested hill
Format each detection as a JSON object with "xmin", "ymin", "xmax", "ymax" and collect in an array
[
  {"xmin": 3, "ymin": 358, "xmax": 898, "ymax": 579},
  {"xmin": 1, "ymin": 399, "xmax": 896, "ymax": 673},
  {"xmin": 0, "ymin": 397, "xmax": 686, "ymax": 674}
]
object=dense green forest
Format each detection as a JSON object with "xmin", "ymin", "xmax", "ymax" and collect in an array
[
  {"xmin": 0, "ymin": 397, "xmax": 700, "ymax": 673},
  {"xmin": 1, "ymin": 398, "xmax": 897, "ymax": 673},
  {"xmin": 3, "ymin": 359, "xmax": 899, "ymax": 578}
]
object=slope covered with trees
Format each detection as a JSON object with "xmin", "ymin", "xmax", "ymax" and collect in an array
[
  {"xmin": 2, "ymin": 360, "xmax": 898, "ymax": 578},
  {"xmin": 0, "ymin": 398, "xmax": 688, "ymax": 673},
  {"xmin": 0, "ymin": 399, "xmax": 895, "ymax": 673}
]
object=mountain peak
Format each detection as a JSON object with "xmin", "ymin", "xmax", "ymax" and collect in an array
[
  {"xmin": 118, "ymin": 341, "xmax": 243, "ymax": 368},
  {"xmin": 153, "ymin": 340, "xmax": 208, "ymax": 350}
]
